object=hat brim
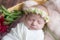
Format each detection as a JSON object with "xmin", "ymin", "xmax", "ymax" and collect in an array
[
  {"xmin": 8, "ymin": 2, "xmax": 24, "ymax": 12},
  {"xmin": 7, "ymin": 0, "xmax": 48, "ymax": 12}
]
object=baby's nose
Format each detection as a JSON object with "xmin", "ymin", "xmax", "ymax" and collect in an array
[{"xmin": 32, "ymin": 20, "xmax": 37, "ymax": 25}]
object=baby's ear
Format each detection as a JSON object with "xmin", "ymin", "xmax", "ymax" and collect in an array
[
  {"xmin": 24, "ymin": 14, "xmax": 28, "ymax": 17},
  {"xmin": 20, "ymin": 14, "xmax": 27, "ymax": 22},
  {"xmin": 23, "ymin": 14, "xmax": 28, "ymax": 19}
]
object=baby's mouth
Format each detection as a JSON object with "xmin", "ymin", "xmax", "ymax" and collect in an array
[{"xmin": 29, "ymin": 26, "xmax": 37, "ymax": 29}]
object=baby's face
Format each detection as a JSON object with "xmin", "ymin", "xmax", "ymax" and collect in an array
[{"xmin": 24, "ymin": 14, "xmax": 45, "ymax": 30}]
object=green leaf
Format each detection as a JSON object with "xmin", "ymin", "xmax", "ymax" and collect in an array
[
  {"xmin": 3, "ymin": 21, "xmax": 12, "ymax": 25},
  {"xmin": 1, "ymin": 5, "xmax": 10, "ymax": 14},
  {"xmin": 5, "ymin": 16, "xmax": 14, "ymax": 22},
  {"xmin": 10, "ymin": 15, "xmax": 18, "ymax": 19}
]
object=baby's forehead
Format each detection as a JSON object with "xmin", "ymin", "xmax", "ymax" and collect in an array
[
  {"xmin": 27, "ymin": 13, "xmax": 42, "ymax": 19},
  {"xmin": 27, "ymin": 13, "xmax": 39, "ymax": 16}
]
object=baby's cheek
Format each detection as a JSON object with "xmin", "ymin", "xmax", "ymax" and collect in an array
[
  {"xmin": 38, "ymin": 24, "xmax": 45, "ymax": 29},
  {"xmin": 27, "ymin": 21, "xmax": 32, "ymax": 25}
]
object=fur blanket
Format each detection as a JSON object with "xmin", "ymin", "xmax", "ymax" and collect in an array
[{"xmin": 44, "ymin": 0, "xmax": 60, "ymax": 40}]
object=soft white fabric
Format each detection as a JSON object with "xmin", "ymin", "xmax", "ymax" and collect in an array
[
  {"xmin": 2, "ymin": 23, "xmax": 44, "ymax": 40},
  {"xmin": 44, "ymin": 0, "xmax": 60, "ymax": 40}
]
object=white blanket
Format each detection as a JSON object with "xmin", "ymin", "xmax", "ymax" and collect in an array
[{"xmin": 2, "ymin": 23, "xmax": 44, "ymax": 40}]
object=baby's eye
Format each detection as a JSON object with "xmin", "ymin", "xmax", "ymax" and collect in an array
[
  {"xmin": 38, "ymin": 21, "xmax": 41, "ymax": 24},
  {"xmin": 28, "ymin": 18, "xmax": 32, "ymax": 21}
]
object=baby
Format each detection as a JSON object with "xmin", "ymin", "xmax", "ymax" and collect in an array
[{"xmin": 2, "ymin": 1, "xmax": 49, "ymax": 40}]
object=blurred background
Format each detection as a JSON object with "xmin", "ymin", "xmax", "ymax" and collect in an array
[{"xmin": 0, "ymin": 0, "xmax": 25, "ymax": 8}]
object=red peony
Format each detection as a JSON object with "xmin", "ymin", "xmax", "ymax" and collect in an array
[
  {"xmin": 0, "ymin": 15, "xmax": 9, "ymax": 33},
  {"xmin": 0, "ymin": 15, "xmax": 4, "ymax": 24},
  {"xmin": 0, "ymin": 24, "xmax": 8, "ymax": 33}
]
